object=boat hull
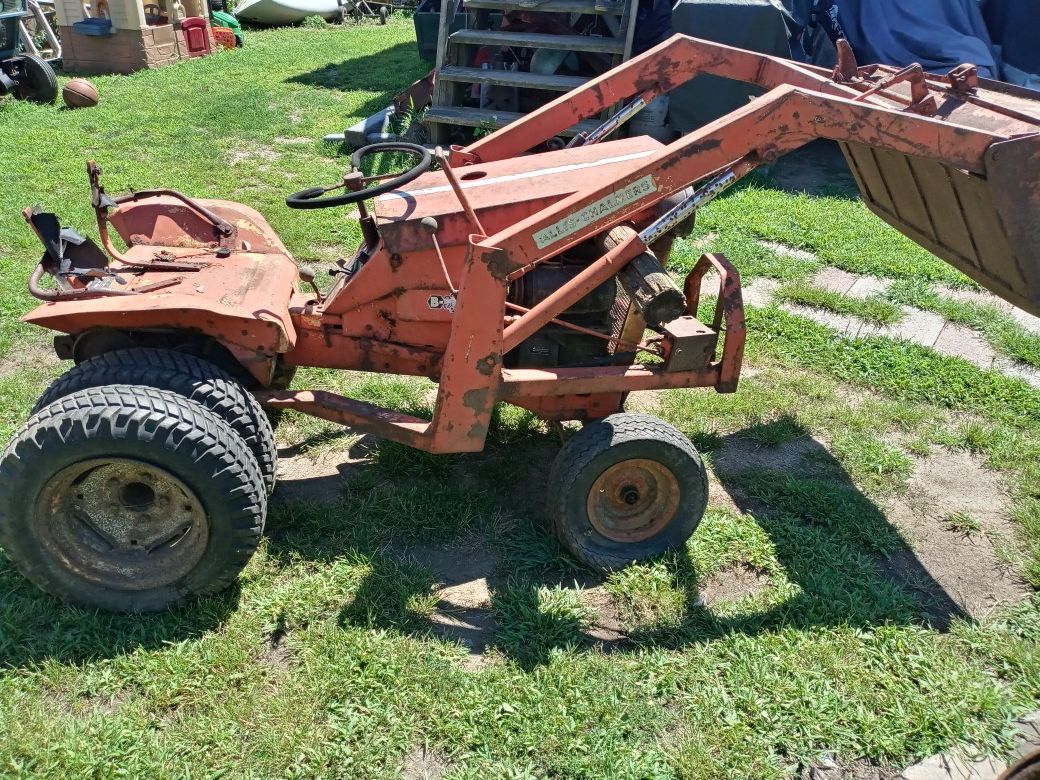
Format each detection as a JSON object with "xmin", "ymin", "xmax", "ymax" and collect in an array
[{"xmin": 234, "ymin": 0, "xmax": 341, "ymax": 25}]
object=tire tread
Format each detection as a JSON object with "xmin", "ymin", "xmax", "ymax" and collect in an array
[
  {"xmin": 548, "ymin": 413, "xmax": 706, "ymax": 571},
  {"xmin": 0, "ymin": 385, "xmax": 266, "ymax": 611},
  {"xmin": 34, "ymin": 348, "xmax": 277, "ymax": 494}
]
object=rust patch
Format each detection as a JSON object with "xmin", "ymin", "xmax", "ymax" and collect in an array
[
  {"xmin": 378, "ymin": 309, "xmax": 397, "ymax": 330},
  {"xmin": 462, "ymin": 387, "xmax": 491, "ymax": 414},
  {"xmin": 475, "ymin": 352, "xmax": 500, "ymax": 376},
  {"xmin": 483, "ymin": 248, "xmax": 513, "ymax": 280}
]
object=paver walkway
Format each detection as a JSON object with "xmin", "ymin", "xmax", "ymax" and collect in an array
[{"xmin": 735, "ymin": 243, "xmax": 1040, "ymax": 389}]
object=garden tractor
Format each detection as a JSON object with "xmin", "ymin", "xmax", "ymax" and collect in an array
[{"xmin": 3, "ymin": 35, "xmax": 1039, "ymax": 612}]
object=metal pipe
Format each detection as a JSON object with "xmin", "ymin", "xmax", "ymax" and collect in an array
[
  {"xmin": 436, "ymin": 148, "xmax": 486, "ymax": 236},
  {"xmin": 114, "ymin": 189, "xmax": 234, "ymax": 236},
  {"xmin": 504, "ymin": 300, "xmax": 652, "ymax": 353},
  {"xmin": 28, "ymin": 263, "xmax": 139, "ymax": 301}
]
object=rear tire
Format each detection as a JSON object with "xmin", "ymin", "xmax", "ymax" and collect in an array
[
  {"xmin": 548, "ymin": 413, "xmax": 707, "ymax": 571},
  {"xmin": 13, "ymin": 54, "xmax": 58, "ymax": 104},
  {"xmin": 0, "ymin": 386, "xmax": 266, "ymax": 612},
  {"xmin": 35, "ymin": 348, "xmax": 278, "ymax": 495}
]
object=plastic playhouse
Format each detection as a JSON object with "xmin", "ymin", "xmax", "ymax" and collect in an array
[{"xmin": 56, "ymin": 0, "xmax": 215, "ymax": 73}]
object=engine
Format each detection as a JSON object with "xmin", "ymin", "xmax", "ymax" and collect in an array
[{"xmin": 505, "ymin": 229, "xmax": 686, "ymax": 369}]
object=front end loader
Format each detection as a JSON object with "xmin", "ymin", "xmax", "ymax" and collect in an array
[{"xmin": 3, "ymin": 35, "xmax": 1039, "ymax": 612}]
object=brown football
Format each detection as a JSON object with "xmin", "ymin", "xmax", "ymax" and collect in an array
[{"xmin": 62, "ymin": 78, "xmax": 99, "ymax": 109}]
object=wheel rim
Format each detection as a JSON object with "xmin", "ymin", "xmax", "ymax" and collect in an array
[
  {"xmin": 35, "ymin": 458, "xmax": 209, "ymax": 591},
  {"xmin": 586, "ymin": 458, "xmax": 681, "ymax": 543}
]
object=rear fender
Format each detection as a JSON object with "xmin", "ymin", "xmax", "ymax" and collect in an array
[
  {"xmin": 108, "ymin": 196, "xmax": 292, "ymax": 255},
  {"xmin": 23, "ymin": 292, "xmax": 293, "ymax": 385},
  {"xmin": 22, "ymin": 195, "xmax": 300, "ymax": 385}
]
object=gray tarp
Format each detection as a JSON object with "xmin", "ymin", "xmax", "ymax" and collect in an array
[
  {"xmin": 665, "ymin": 0, "xmax": 1036, "ymax": 134},
  {"xmin": 668, "ymin": 0, "xmax": 794, "ymax": 133}
]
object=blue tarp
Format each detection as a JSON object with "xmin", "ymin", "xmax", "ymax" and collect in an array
[
  {"xmin": 811, "ymin": 0, "xmax": 999, "ymax": 77},
  {"xmin": 983, "ymin": 0, "xmax": 1040, "ymax": 89}
]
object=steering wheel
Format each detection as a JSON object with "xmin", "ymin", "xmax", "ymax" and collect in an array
[{"xmin": 285, "ymin": 142, "xmax": 432, "ymax": 210}]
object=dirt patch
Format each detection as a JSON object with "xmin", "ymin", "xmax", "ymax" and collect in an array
[
  {"xmin": 712, "ymin": 435, "xmax": 820, "ymax": 476},
  {"xmin": 274, "ymin": 136, "xmax": 313, "ymax": 145},
  {"xmin": 689, "ymin": 230, "xmax": 718, "ymax": 251},
  {"xmin": 402, "ymin": 745, "xmax": 452, "ymax": 780},
  {"xmin": 581, "ymin": 586, "xmax": 628, "ymax": 647},
  {"xmin": 258, "ymin": 638, "xmax": 293, "ymax": 670},
  {"xmin": 405, "ymin": 540, "xmax": 499, "ymax": 668},
  {"xmin": 403, "ymin": 538, "xmax": 498, "ymax": 586},
  {"xmin": 801, "ymin": 757, "xmax": 901, "ymax": 780},
  {"xmin": 0, "ymin": 340, "xmax": 60, "ymax": 380},
  {"xmin": 879, "ymin": 449, "xmax": 1030, "ymax": 622},
  {"xmin": 700, "ymin": 564, "xmax": 770, "ymax": 606},
  {"xmin": 227, "ymin": 145, "xmax": 279, "ymax": 166},
  {"xmin": 624, "ymin": 390, "xmax": 663, "ymax": 413},
  {"xmin": 759, "ymin": 241, "xmax": 818, "ymax": 262},
  {"xmin": 274, "ymin": 450, "xmax": 356, "ymax": 504},
  {"xmin": 707, "ymin": 473, "xmax": 743, "ymax": 514}
]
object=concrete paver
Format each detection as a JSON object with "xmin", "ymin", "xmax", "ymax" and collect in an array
[
  {"xmin": 811, "ymin": 267, "xmax": 859, "ymax": 294},
  {"xmin": 932, "ymin": 324, "xmax": 996, "ymax": 369}
]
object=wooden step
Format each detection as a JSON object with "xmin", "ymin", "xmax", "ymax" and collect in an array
[
  {"xmin": 437, "ymin": 65, "xmax": 588, "ymax": 91},
  {"xmin": 423, "ymin": 106, "xmax": 602, "ymax": 137},
  {"xmin": 449, "ymin": 29, "xmax": 625, "ymax": 54},
  {"xmin": 463, "ymin": 0, "xmax": 625, "ymax": 13}
]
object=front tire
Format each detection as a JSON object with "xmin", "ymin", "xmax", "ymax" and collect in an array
[
  {"xmin": 0, "ymin": 386, "xmax": 267, "ymax": 612},
  {"xmin": 548, "ymin": 413, "xmax": 707, "ymax": 572}
]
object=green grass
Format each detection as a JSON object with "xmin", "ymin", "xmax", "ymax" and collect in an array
[
  {"xmin": 0, "ymin": 20, "xmax": 428, "ymax": 358},
  {"xmin": 1, "ymin": 21, "xmax": 1040, "ymax": 779},
  {"xmin": 945, "ymin": 511, "xmax": 983, "ymax": 536},
  {"xmin": 697, "ymin": 180, "xmax": 975, "ymax": 288},
  {"xmin": 886, "ymin": 278, "xmax": 1040, "ymax": 370},
  {"xmin": 776, "ymin": 280, "xmax": 904, "ymax": 326}
]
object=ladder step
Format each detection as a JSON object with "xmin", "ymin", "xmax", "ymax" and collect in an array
[
  {"xmin": 449, "ymin": 29, "xmax": 624, "ymax": 54},
  {"xmin": 438, "ymin": 65, "xmax": 588, "ymax": 91},
  {"xmin": 463, "ymin": 0, "xmax": 625, "ymax": 13},
  {"xmin": 423, "ymin": 106, "xmax": 602, "ymax": 137}
]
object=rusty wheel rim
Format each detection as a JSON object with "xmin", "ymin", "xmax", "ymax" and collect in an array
[
  {"xmin": 35, "ymin": 458, "xmax": 209, "ymax": 591},
  {"xmin": 586, "ymin": 458, "xmax": 681, "ymax": 543}
]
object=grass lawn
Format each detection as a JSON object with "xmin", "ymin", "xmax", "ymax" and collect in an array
[{"xmin": 2, "ymin": 19, "xmax": 1040, "ymax": 779}]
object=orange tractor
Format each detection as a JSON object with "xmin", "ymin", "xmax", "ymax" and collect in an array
[{"xmin": 3, "ymin": 35, "xmax": 1039, "ymax": 611}]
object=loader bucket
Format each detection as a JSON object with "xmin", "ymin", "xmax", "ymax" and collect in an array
[{"xmin": 840, "ymin": 102, "xmax": 1040, "ymax": 317}]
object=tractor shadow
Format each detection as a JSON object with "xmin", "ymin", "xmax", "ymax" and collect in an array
[
  {"xmin": 286, "ymin": 40, "xmax": 429, "ymax": 139},
  {"xmin": 263, "ymin": 412, "xmax": 967, "ymax": 671},
  {"xmin": 763, "ymin": 139, "xmax": 860, "ymax": 199},
  {"xmin": 0, "ymin": 411, "xmax": 968, "ymax": 672}
]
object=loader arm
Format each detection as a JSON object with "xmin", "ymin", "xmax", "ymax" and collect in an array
[
  {"xmin": 448, "ymin": 35, "xmax": 1040, "ymax": 320},
  {"xmin": 453, "ymin": 35, "xmax": 1039, "ymax": 165},
  {"xmin": 264, "ymin": 35, "xmax": 1040, "ymax": 456}
]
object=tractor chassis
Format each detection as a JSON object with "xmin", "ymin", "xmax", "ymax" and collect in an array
[{"xmin": 7, "ymin": 33, "xmax": 1040, "ymax": 610}]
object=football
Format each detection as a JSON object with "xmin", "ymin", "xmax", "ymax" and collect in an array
[{"xmin": 62, "ymin": 78, "xmax": 99, "ymax": 109}]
